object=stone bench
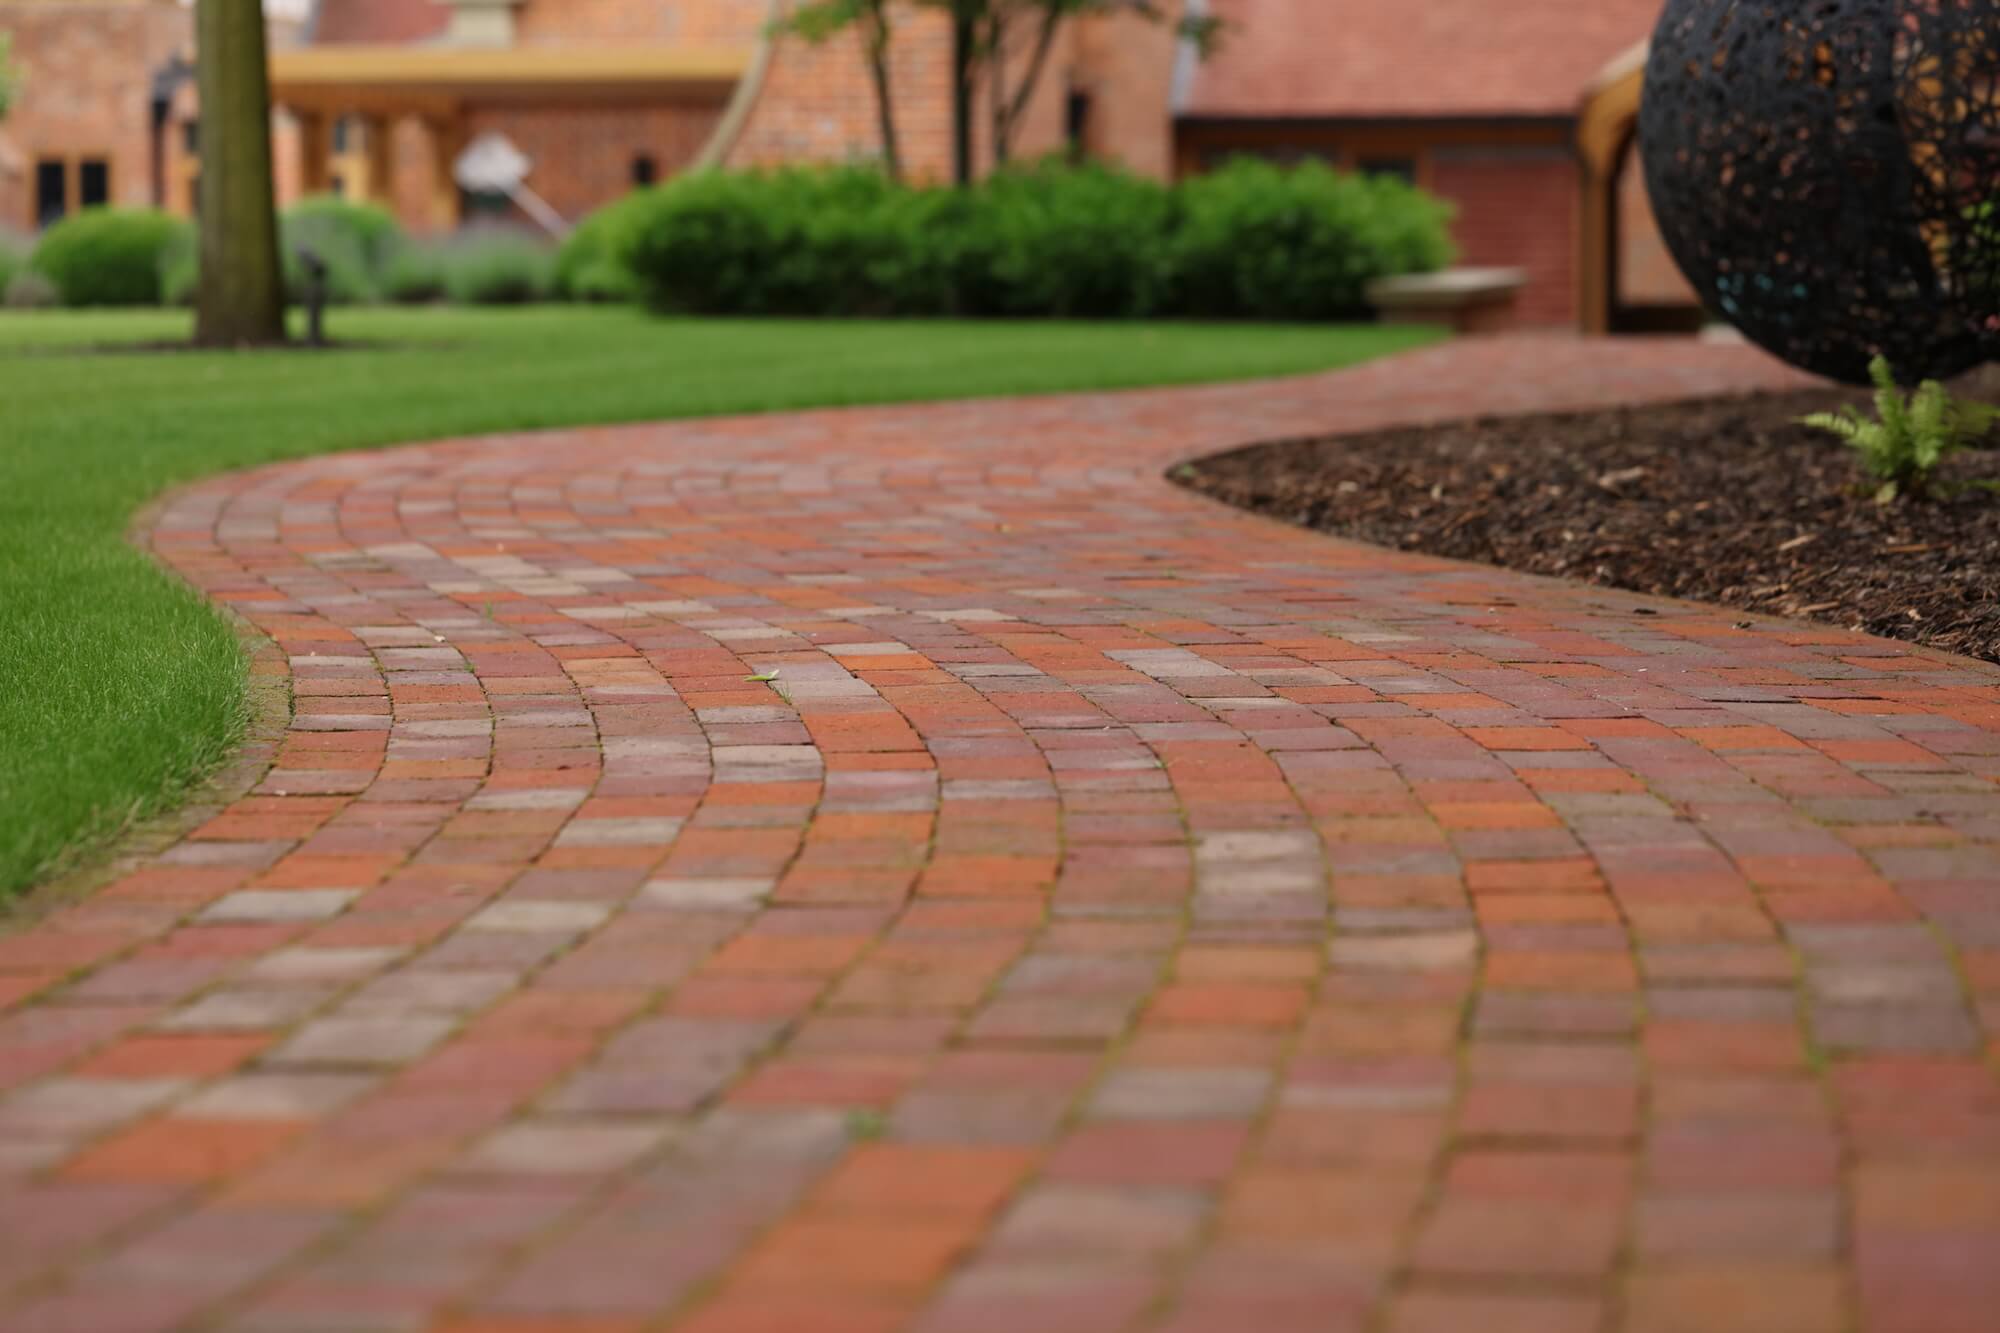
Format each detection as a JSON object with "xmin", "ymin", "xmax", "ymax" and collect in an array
[{"xmin": 1366, "ymin": 267, "xmax": 1527, "ymax": 334}]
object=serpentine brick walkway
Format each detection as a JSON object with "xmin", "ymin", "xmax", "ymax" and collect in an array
[{"xmin": 5, "ymin": 336, "xmax": 2000, "ymax": 1333}]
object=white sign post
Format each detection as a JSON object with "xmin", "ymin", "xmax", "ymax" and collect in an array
[{"xmin": 454, "ymin": 131, "xmax": 570, "ymax": 238}]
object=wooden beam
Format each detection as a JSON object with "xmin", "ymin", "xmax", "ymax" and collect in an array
[
  {"xmin": 362, "ymin": 112, "xmax": 394, "ymax": 206},
  {"xmin": 1576, "ymin": 50, "xmax": 1647, "ymax": 336},
  {"xmin": 423, "ymin": 115, "xmax": 466, "ymax": 233},
  {"xmin": 294, "ymin": 109, "xmax": 332, "ymax": 196},
  {"xmin": 270, "ymin": 44, "xmax": 749, "ymax": 109}
]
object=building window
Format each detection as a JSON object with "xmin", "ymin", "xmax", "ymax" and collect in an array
[
  {"xmin": 632, "ymin": 154, "xmax": 658, "ymax": 187},
  {"xmin": 460, "ymin": 187, "xmax": 511, "ymax": 221},
  {"xmin": 1065, "ymin": 90, "xmax": 1093, "ymax": 163},
  {"xmin": 331, "ymin": 116, "xmax": 353, "ymax": 153},
  {"xmin": 183, "ymin": 121, "xmax": 200, "ymax": 155},
  {"xmin": 1358, "ymin": 157, "xmax": 1418, "ymax": 184},
  {"xmin": 36, "ymin": 161, "xmax": 67, "ymax": 226},
  {"xmin": 80, "ymin": 161, "xmax": 111, "ymax": 209}
]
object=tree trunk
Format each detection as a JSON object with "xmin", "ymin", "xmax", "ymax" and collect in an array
[
  {"xmin": 998, "ymin": 8, "xmax": 1062, "ymax": 166},
  {"xmin": 193, "ymin": 0, "xmax": 285, "ymax": 347},
  {"xmin": 864, "ymin": 11, "xmax": 902, "ymax": 181},
  {"xmin": 951, "ymin": 6, "xmax": 976, "ymax": 185}
]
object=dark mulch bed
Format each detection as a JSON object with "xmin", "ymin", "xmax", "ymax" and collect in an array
[{"xmin": 1176, "ymin": 366, "xmax": 2000, "ymax": 664}]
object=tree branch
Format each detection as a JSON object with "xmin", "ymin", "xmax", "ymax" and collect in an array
[{"xmin": 998, "ymin": 4, "xmax": 1064, "ymax": 159}]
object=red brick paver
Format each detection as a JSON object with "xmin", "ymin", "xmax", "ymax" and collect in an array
[{"xmin": 6, "ymin": 336, "xmax": 2000, "ymax": 1332}]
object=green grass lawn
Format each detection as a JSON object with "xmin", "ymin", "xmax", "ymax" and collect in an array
[{"xmin": 0, "ymin": 305, "xmax": 1440, "ymax": 900}]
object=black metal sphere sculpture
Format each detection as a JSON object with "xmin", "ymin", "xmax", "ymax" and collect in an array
[{"xmin": 1640, "ymin": 0, "xmax": 2000, "ymax": 384}]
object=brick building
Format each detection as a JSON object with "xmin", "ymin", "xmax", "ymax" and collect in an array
[
  {"xmin": 0, "ymin": 0, "xmax": 312, "ymax": 232},
  {"xmin": 1180, "ymin": 0, "xmax": 1697, "ymax": 330},
  {"xmin": 0, "ymin": 0, "xmax": 192, "ymax": 230},
  {"xmin": 0, "ymin": 0, "xmax": 1700, "ymax": 330}
]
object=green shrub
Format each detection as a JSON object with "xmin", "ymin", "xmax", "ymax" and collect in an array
[
  {"xmin": 618, "ymin": 160, "xmax": 1456, "ymax": 321},
  {"xmin": 621, "ymin": 165, "xmax": 1174, "ymax": 317},
  {"xmin": 281, "ymin": 196, "xmax": 402, "ymax": 305},
  {"xmin": 381, "ymin": 241, "xmax": 450, "ymax": 304},
  {"xmin": 620, "ymin": 167, "xmax": 909, "ymax": 315},
  {"xmin": 0, "ymin": 229, "xmax": 26, "ymax": 297},
  {"xmin": 766, "ymin": 167, "xmax": 910, "ymax": 315},
  {"xmin": 960, "ymin": 162, "xmax": 1174, "ymax": 317},
  {"xmin": 158, "ymin": 232, "xmax": 198, "ymax": 307},
  {"xmin": 1171, "ymin": 159, "xmax": 1456, "ymax": 320},
  {"xmin": 871, "ymin": 185, "xmax": 983, "ymax": 315},
  {"xmin": 153, "ymin": 198, "xmax": 402, "ymax": 308},
  {"xmin": 284, "ymin": 232, "xmax": 380, "ymax": 304},
  {"xmin": 556, "ymin": 194, "xmax": 649, "ymax": 303},
  {"xmin": 3, "ymin": 269, "xmax": 58, "ymax": 310},
  {"xmin": 29, "ymin": 208, "xmax": 189, "ymax": 306},
  {"xmin": 284, "ymin": 196, "xmax": 402, "ymax": 268},
  {"xmin": 441, "ymin": 227, "xmax": 557, "ymax": 305},
  {"xmin": 162, "ymin": 217, "xmax": 562, "ymax": 308}
]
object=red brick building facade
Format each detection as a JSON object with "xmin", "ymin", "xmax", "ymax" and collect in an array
[
  {"xmin": 0, "ymin": 0, "xmax": 195, "ymax": 229},
  {"xmin": 1177, "ymin": 0, "xmax": 1695, "ymax": 328},
  {"xmin": 0, "ymin": 0, "xmax": 1698, "ymax": 329},
  {"xmin": 0, "ymin": 0, "xmax": 315, "ymax": 232}
]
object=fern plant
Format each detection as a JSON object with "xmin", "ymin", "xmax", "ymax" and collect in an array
[{"xmin": 1800, "ymin": 355, "xmax": 1999, "ymax": 502}]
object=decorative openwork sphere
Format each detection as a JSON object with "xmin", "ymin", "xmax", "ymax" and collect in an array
[{"xmin": 1640, "ymin": 0, "xmax": 2000, "ymax": 384}]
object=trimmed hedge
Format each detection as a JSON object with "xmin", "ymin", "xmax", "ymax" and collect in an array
[
  {"xmin": 440, "ymin": 227, "xmax": 557, "ymax": 305},
  {"xmin": 382, "ymin": 241, "xmax": 451, "ymax": 305},
  {"xmin": 160, "ymin": 196, "xmax": 407, "ymax": 307},
  {"xmin": 153, "ymin": 200, "xmax": 559, "ymax": 309},
  {"xmin": 20, "ymin": 162, "xmax": 1453, "ymax": 319},
  {"xmin": 616, "ymin": 158, "xmax": 1455, "ymax": 320},
  {"xmin": 618, "ymin": 168, "xmax": 886, "ymax": 316},
  {"xmin": 283, "ymin": 197, "xmax": 403, "ymax": 304},
  {"xmin": 285, "ymin": 197, "xmax": 402, "ymax": 269},
  {"xmin": 1172, "ymin": 159, "xmax": 1456, "ymax": 320},
  {"xmin": 31, "ymin": 209, "xmax": 189, "ymax": 306},
  {"xmin": 0, "ymin": 229, "xmax": 26, "ymax": 298},
  {"xmin": 555, "ymin": 192, "xmax": 648, "ymax": 303},
  {"xmin": 4, "ymin": 270, "xmax": 57, "ymax": 310}
]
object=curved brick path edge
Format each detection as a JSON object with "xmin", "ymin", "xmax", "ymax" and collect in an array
[{"xmin": 4, "ymin": 336, "xmax": 1999, "ymax": 1333}]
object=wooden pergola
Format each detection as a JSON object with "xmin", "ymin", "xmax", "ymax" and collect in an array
[{"xmin": 1577, "ymin": 44, "xmax": 1649, "ymax": 335}]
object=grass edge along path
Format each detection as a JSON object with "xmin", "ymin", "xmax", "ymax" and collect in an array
[{"xmin": 0, "ymin": 306, "xmax": 1440, "ymax": 900}]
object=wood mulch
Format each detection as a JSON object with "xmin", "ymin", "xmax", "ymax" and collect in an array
[{"xmin": 1178, "ymin": 367, "xmax": 2000, "ymax": 663}]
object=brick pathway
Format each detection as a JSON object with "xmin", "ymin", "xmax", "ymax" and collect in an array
[{"xmin": 4, "ymin": 336, "xmax": 1999, "ymax": 1333}]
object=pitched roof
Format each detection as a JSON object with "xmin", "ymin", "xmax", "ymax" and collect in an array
[
  {"xmin": 1182, "ymin": 0, "xmax": 1664, "ymax": 120},
  {"xmin": 311, "ymin": 0, "xmax": 451, "ymax": 45}
]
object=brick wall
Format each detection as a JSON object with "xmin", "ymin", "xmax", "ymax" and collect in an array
[
  {"xmin": 1617, "ymin": 156, "xmax": 1696, "ymax": 307},
  {"xmin": 0, "ymin": 0, "xmax": 191, "ymax": 232},
  {"xmin": 1174, "ymin": 122, "xmax": 1587, "ymax": 329},
  {"xmin": 155, "ymin": 80, "xmax": 303, "ymax": 220},
  {"xmin": 730, "ymin": 4, "xmax": 957, "ymax": 180},
  {"xmin": 1428, "ymin": 146, "xmax": 1580, "ymax": 327},
  {"xmin": 470, "ymin": 101, "xmax": 726, "ymax": 224},
  {"xmin": 297, "ymin": 2, "xmax": 745, "ymax": 231},
  {"xmin": 514, "ymin": 0, "xmax": 771, "ymax": 46},
  {"xmin": 1068, "ymin": 9, "xmax": 1180, "ymax": 179},
  {"xmin": 384, "ymin": 117, "xmax": 443, "ymax": 231},
  {"xmin": 729, "ymin": 2, "xmax": 1185, "ymax": 181}
]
